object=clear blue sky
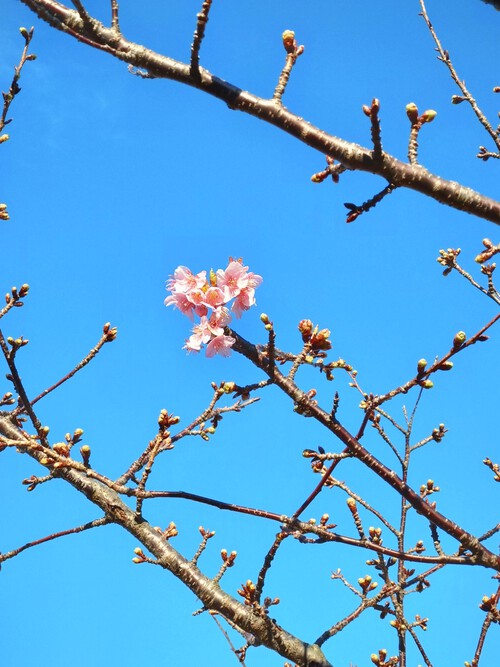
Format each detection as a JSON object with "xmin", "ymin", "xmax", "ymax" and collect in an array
[{"xmin": 1, "ymin": 2, "xmax": 499, "ymax": 665}]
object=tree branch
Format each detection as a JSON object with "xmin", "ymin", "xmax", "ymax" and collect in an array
[
  {"xmin": 229, "ymin": 328, "xmax": 500, "ymax": 572},
  {"xmin": 19, "ymin": 0, "xmax": 500, "ymax": 225},
  {"xmin": 5, "ymin": 421, "xmax": 332, "ymax": 667}
]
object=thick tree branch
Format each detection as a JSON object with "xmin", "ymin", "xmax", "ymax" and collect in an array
[
  {"xmin": 5, "ymin": 422, "xmax": 332, "ymax": 667},
  {"xmin": 20, "ymin": 0, "xmax": 500, "ymax": 225}
]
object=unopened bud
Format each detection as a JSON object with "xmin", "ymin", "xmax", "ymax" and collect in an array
[
  {"xmin": 452, "ymin": 331, "xmax": 467, "ymax": 349},
  {"xmin": 417, "ymin": 358, "xmax": 427, "ymax": 373},
  {"xmin": 420, "ymin": 109, "xmax": 437, "ymax": 123},
  {"xmin": 406, "ymin": 102, "xmax": 419, "ymax": 123},
  {"xmin": 282, "ymin": 30, "xmax": 296, "ymax": 53},
  {"xmin": 298, "ymin": 319, "xmax": 313, "ymax": 341}
]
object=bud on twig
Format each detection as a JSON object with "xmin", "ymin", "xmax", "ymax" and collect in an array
[
  {"xmin": 420, "ymin": 109, "xmax": 437, "ymax": 123},
  {"xmin": 282, "ymin": 30, "xmax": 296, "ymax": 53},
  {"xmin": 406, "ymin": 102, "xmax": 419, "ymax": 123},
  {"xmin": 452, "ymin": 331, "xmax": 466, "ymax": 350}
]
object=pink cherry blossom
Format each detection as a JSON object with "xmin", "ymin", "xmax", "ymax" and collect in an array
[
  {"xmin": 232, "ymin": 288, "xmax": 255, "ymax": 318},
  {"xmin": 166, "ymin": 260, "xmax": 262, "ymax": 357},
  {"xmin": 164, "ymin": 291, "xmax": 196, "ymax": 319},
  {"xmin": 206, "ymin": 334, "xmax": 235, "ymax": 358},
  {"xmin": 209, "ymin": 306, "xmax": 232, "ymax": 330},
  {"xmin": 216, "ymin": 261, "xmax": 251, "ymax": 301},
  {"xmin": 167, "ymin": 266, "xmax": 206, "ymax": 294},
  {"xmin": 183, "ymin": 335, "xmax": 202, "ymax": 353},
  {"xmin": 203, "ymin": 286, "xmax": 225, "ymax": 309}
]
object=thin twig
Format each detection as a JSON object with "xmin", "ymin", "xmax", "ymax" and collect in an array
[
  {"xmin": 363, "ymin": 98, "xmax": 383, "ymax": 160},
  {"xmin": 135, "ymin": 436, "xmax": 163, "ymax": 517},
  {"xmin": 0, "ymin": 517, "xmax": 108, "ymax": 564},
  {"xmin": 0, "ymin": 328, "xmax": 45, "ymax": 441},
  {"xmin": 110, "ymin": 0, "xmax": 120, "ymax": 32},
  {"xmin": 420, "ymin": 0, "xmax": 500, "ymax": 152},
  {"xmin": 1, "ymin": 28, "xmax": 35, "ymax": 133},
  {"xmin": 190, "ymin": 0, "xmax": 212, "ymax": 79},
  {"xmin": 273, "ymin": 32, "xmax": 303, "ymax": 104},
  {"xmin": 209, "ymin": 612, "xmax": 248, "ymax": 666},
  {"xmin": 292, "ymin": 457, "xmax": 344, "ymax": 520},
  {"xmin": 29, "ymin": 323, "xmax": 117, "ymax": 408},
  {"xmin": 375, "ymin": 309, "xmax": 500, "ymax": 407},
  {"xmin": 344, "ymin": 183, "xmax": 397, "ymax": 223},
  {"xmin": 115, "ymin": 393, "xmax": 258, "ymax": 485},
  {"xmin": 70, "ymin": 0, "xmax": 92, "ymax": 23},
  {"xmin": 470, "ymin": 582, "xmax": 500, "ymax": 666},
  {"xmin": 255, "ymin": 531, "xmax": 288, "ymax": 602}
]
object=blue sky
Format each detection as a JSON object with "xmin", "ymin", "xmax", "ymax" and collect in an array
[{"xmin": 1, "ymin": 2, "xmax": 500, "ymax": 666}]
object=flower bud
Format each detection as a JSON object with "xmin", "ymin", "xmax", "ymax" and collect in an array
[
  {"xmin": 420, "ymin": 109, "xmax": 437, "ymax": 123},
  {"xmin": 298, "ymin": 319, "xmax": 313, "ymax": 341},
  {"xmin": 282, "ymin": 30, "xmax": 296, "ymax": 53},
  {"xmin": 417, "ymin": 358, "xmax": 427, "ymax": 373},
  {"xmin": 452, "ymin": 331, "xmax": 467, "ymax": 349},
  {"xmin": 406, "ymin": 102, "xmax": 419, "ymax": 123}
]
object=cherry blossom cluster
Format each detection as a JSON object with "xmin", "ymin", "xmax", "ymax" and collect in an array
[{"xmin": 165, "ymin": 260, "xmax": 262, "ymax": 356}]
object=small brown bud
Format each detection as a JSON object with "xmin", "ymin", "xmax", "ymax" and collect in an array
[
  {"xmin": 282, "ymin": 30, "xmax": 296, "ymax": 53},
  {"xmin": 298, "ymin": 319, "xmax": 313, "ymax": 341},
  {"xmin": 80, "ymin": 444, "xmax": 91, "ymax": 467},
  {"xmin": 53, "ymin": 442, "xmax": 70, "ymax": 457},
  {"xmin": 406, "ymin": 102, "xmax": 419, "ymax": 123}
]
